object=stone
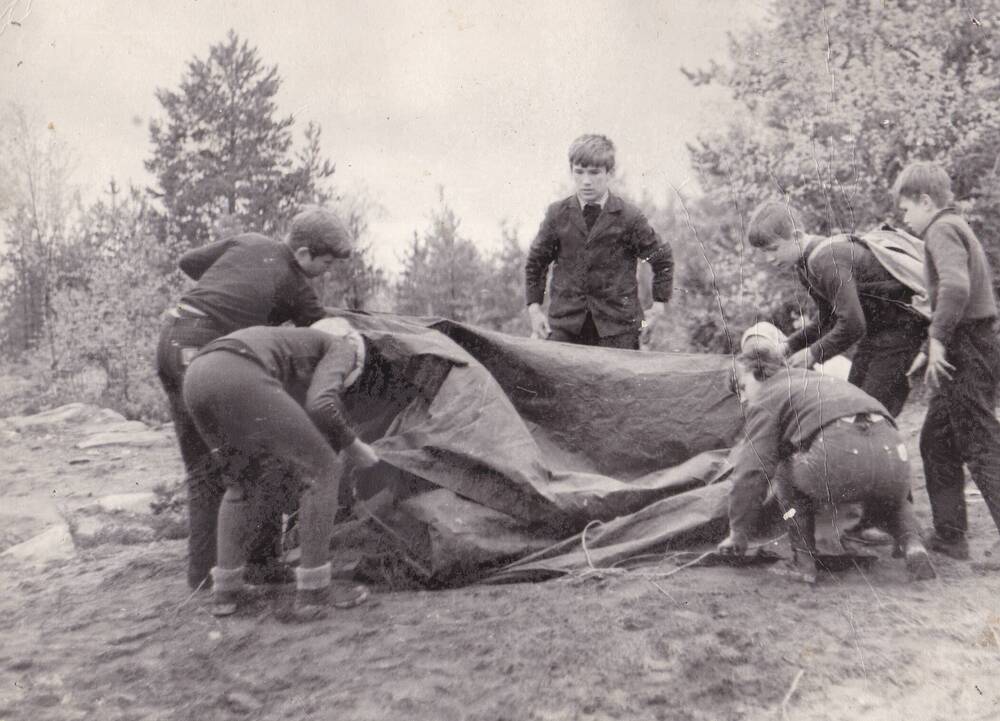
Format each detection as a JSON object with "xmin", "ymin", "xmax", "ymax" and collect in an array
[
  {"xmin": 1, "ymin": 524, "xmax": 75, "ymax": 564},
  {"xmin": 77, "ymin": 431, "xmax": 168, "ymax": 449}
]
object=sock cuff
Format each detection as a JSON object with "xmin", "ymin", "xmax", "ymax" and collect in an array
[
  {"xmin": 211, "ymin": 565, "xmax": 245, "ymax": 593},
  {"xmin": 296, "ymin": 562, "xmax": 332, "ymax": 591}
]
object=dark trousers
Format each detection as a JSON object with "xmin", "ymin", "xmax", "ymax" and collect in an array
[
  {"xmin": 155, "ymin": 317, "xmax": 283, "ymax": 588},
  {"xmin": 920, "ymin": 318, "xmax": 1000, "ymax": 539},
  {"xmin": 778, "ymin": 417, "xmax": 918, "ymax": 555},
  {"xmin": 848, "ymin": 319, "xmax": 926, "ymax": 417},
  {"xmin": 549, "ymin": 313, "xmax": 640, "ymax": 350}
]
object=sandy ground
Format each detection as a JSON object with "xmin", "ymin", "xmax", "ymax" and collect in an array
[{"xmin": 1, "ymin": 401, "xmax": 1000, "ymax": 721}]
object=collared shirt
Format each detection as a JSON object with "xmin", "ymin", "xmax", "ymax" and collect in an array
[{"xmin": 577, "ymin": 192, "xmax": 609, "ymax": 210}]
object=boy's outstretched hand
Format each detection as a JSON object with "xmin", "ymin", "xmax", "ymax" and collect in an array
[
  {"xmin": 924, "ymin": 338, "xmax": 954, "ymax": 390},
  {"xmin": 345, "ymin": 439, "xmax": 379, "ymax": 469},
  {"xmin": 717, "ymin": 531, "xmax": 748, "ymax": 556},
  {"xmin": 527, "ymin": 303, "xmax": 550, "ymax": 339}
]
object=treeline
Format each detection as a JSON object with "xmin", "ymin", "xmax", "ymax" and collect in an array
[{"xmin": 4, "ymin": 2, "xmax": 1000, "ymax": 420}]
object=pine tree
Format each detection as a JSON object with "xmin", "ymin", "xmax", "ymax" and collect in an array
[{"xmin": 146, "ymin": 30, "xmax": 335, "ymax": 247}]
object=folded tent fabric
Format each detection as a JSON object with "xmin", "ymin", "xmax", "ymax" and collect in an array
[{"xmin": 322, "ymin": 310, "xmax": 744, "ymax": 585}]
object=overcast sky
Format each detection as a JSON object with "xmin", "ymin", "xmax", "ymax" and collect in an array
[{"xmin": 1, "ymin": 0, "xmax": 769, "ymax": 271}]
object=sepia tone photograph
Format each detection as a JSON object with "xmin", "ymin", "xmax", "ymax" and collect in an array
[{"xmin": 1, "ymin": 1, "xmax": 999, "ymax": 719}]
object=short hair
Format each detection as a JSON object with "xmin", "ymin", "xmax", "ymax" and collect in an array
[
  {"xmin": 746, "ymin": 200, "xmax": 803, "ymax": 249},
  {"xmin": 287, "ymin": 206, "xmax": 352, "ymax": 258},
  {"xmin": 568, "ymin": 134, "xmax": 616, "ymax": 172},
  {"xmin": 891, "ymin": 161, "xmax": 953, "ymax": 207},
  {"xmin": 736, "ymin": 343, "xmax": 785, "ymax": 381}
]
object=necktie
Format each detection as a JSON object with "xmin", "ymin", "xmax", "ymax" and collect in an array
[{"xmin": 583, "ymin": 203, "xmax": 601, "ymax": 231}]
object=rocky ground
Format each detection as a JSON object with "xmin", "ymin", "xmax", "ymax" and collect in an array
[{"xmin": 1, "ymin": 400, "xmax": 999, "ymax": 721}]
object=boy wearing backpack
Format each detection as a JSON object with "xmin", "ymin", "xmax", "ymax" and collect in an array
[
  {"xmin": 893, "ymin": 162, "xmax": 1000, "ymax": 563},
  {"xmin": 746, "ymin": 200, "xmax": 928, "ymax": 418}
]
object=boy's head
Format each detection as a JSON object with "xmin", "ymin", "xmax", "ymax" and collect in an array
[
  {"xmin": 891, "ymin": 162, "xmax": 953, "ymax": 236},
  {"xmin": 747, "ymin": 200, "xmax": 807, "ymax": 270},
  {"xmin": 568, "ymin": 134, "xmax": 615, "ymax": 204},
  {"xmin": 312, "ymin": 317, "xmax": 366, "ymax": 382},
  {"xmin": 732, "ymin": 343, "xmax": 785, "ymax": 404},
  {"xmin": 287, "ymin": 206, "xmax": 353, "ymax": 277}
]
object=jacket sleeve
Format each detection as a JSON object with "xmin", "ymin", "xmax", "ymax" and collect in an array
[
  {"xmin": 727, "ymin": 404, "xmax": 782, "ymax": 538},
  {"xmin": 925, "ymin": 222, "xmax": 971, "ymax": 345},
  {"xmin": 524, "ymin": 207, "xmax": 559, "ymax": 306},
  {"xmin": 631, "ymin": 213, "xmax": 673, "ymax": 303},
  {"xmin": 304, "ymin": 341, "xmax": 360, "ymax": 451},
  {"xmin": 178, "ymin": 239, "xmax": 235, "ymax": 280},
  {"xmin": 784, "ymin": 245, "xmax": 866, "ymax": 362}
]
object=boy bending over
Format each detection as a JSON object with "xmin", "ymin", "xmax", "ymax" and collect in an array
[{"xmin": 717, "ymin": 344, "xmax": 935, "ymax": 583}]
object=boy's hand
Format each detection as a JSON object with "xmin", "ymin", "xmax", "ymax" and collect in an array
[
  {"xmin": 345, "ymin": 439, "xmax": 379, "ymax": 469},
  {"xmin": 717, "ymin": 532, "xmax": 748, "ymax": 556},
  {"xmin": 787, "ymin": 347, "xmax": 814, "ymax": 369},
  {"xmin": 924, "ymin": 338, "xmax": 954, "ymax": 390},
  {"xmin": 527, "ymin": 303, "xmax": 550, "ymax": 339},
  {"xmin": 640, "ymin": 302, "xmax": 665, "ymax": 345},
  {"xmin": 906, "ymin": 350, "xmax": 928, "ymax": 379}
]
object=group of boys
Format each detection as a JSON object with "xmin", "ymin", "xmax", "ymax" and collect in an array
[
  {"xmin": 716, "ymin": 161, "xmax": 1000, "ymax": 581},
  {"xmin": 158, "ymin": 132, "xmax": 999, "ymax": 619}
]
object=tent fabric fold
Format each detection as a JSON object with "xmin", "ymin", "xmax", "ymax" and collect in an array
[{"xmin": 331, "ymin": 310, "xmax": 743, "ymax": 586}]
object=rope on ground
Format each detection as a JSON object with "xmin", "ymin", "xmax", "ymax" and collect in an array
[
  {"xmin": 780, "ymin": 668, "xmax": 805, "ymax": 721},
  {"xmin": 174, "ymin": 576, "xmax": 208, "ymax": 614}
]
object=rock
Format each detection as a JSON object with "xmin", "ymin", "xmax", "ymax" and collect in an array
[
  {"xmin": 1, "ymin": 524, "xmax": 76, "ymax": 564},
  {"xmin": 9, "ymin": 403, "xmax": 95, "ymax": 430},
  {"xmin": 83, "ymin": 492, "xmax": 156, "ymax": 515},
  {"xmin": 79, "ymin": 420, "xmax": 149, "ymax": 436},
  {"xmin": 76, "ymin": 430, "xmax": 168, "ymax": 449}
]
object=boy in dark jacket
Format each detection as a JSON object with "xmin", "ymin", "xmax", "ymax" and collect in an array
[
  {"xmin": 156, "ymin": 206, "xmax": 353, "ymax": 589},
  {"xmin": 893, "ymin": 161, "xmax": 1000, "ymax": 563},
  {"xmin": 524, "ymin": 134, "xmax": 673, "ymax": 350},
  {"xmin": 183, "ymin": 318, "xmax": 376, "ymax": 618},
  {"xmin": 717, "ymin": 344, "xmax": 935, "ymax": 583}
]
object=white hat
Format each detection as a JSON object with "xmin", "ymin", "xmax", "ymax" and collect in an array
[
  {"xmin": 311, "ymin": 317, "xmax": 366, "ymax": 386},
  {"xmin": 740, "ymin": 322, "xmax": 787, "ymax": 352}
]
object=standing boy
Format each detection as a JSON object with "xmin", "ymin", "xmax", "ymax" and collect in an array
[
  {"xmin": 156, "ymin": 206, "xmax": 353, "ymax": 589},
  {"xmin": 524, "ymin": 134, "xmax": 673, "ymax": 349},
  {"xmin": 717, "ymin": 344, "xmax": 935, "ymax": 583},
  {"xmin": 893, "ymin": 161, "xmax": 1000, "ymax": 561}
]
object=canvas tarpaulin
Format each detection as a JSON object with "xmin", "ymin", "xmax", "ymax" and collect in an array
[{"xmin": 330, "ymin": 310, "xmax": 743, "ymax": 585}]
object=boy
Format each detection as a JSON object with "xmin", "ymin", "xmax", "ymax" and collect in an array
[
  {"xmin": 746, "ymin": 200, "xmax": 928, "ymax": 417},
  {"xmin": 155, "ymin": 206, "xmax": 353, "ymax": 589},
  {"xmin": 893, "ymin": 161, "xmax": 1000, "ymax": 562},
  {"xmin": 183, "ymin": 318, "xmax": 376, "ymax": 618},
  {"xmin": 524, "ymin": 134, "xmax": 673, "ymax": 349},
  {"xmin": 717, "ymin": 344, "xmax": 935, "ymax": 583}
]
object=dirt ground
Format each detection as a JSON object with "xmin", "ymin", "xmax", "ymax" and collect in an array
[{"xmin": 1, "ymin": 400, "xmax": 999, "ymax": 721}]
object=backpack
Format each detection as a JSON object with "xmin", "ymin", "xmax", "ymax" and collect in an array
[{"xmin": 806, "ymin": 225, "xmax": 931, "ymax": 320}]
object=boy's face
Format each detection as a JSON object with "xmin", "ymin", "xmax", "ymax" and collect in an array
[
  {"xmin": 294, "ymin": 249, "xmax": 337, "ymax": 278},
  {"xmin": 732, "ymin": 363, "xmax": 763, "ymax": 405},
  {"xmin": 897, "ymin": 194, "xmax": 938, "ymax": 236},
  {"xmin": 759, "ymin": 234, "xmax": 804, "ymax": 271},
  {"xmin": 571, "ymin": 163, "xmax": 612, "ymax": 203}
]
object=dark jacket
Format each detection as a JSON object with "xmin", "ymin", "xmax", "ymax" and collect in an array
[
  {"xmin": 524, "ymin": 194, "xmax": 673, "ymax": 337},
  {"xmin": 786, "ymin": 235, "xmax": 926, "ymax": 363},
  {"xmin": 179, "ymin": 233, "xmax": 326, "ymax": 334},
  {"xmin": 727, "ymin": 369, "xmax": 891, "ymax": 536},
  {"xmin": 197, "ymin": 327, "xmax": 360, "ymax": 451}
]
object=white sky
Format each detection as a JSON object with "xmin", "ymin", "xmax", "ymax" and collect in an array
[{"xmin": 1, "ymin": 0, "xmax": 769, "ymax": 271}]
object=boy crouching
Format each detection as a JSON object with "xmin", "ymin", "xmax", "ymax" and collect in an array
[{"xmin": 717, "ymin": 343, "xmax": 935, "ymax": 583}]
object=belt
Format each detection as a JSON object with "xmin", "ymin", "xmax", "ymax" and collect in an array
[{"xmin": 163, "ymin": 311, "xmax": 220, "ymax": 330}]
